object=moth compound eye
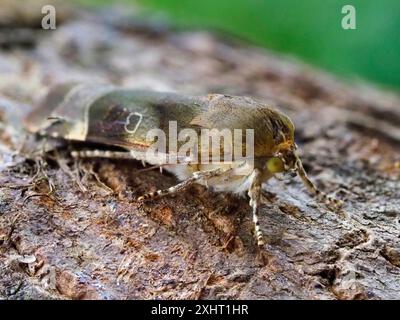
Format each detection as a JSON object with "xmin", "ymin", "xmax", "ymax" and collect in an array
[{"xmin": 267, "ymin": 157, "xmax": 285, "ymax": 173}]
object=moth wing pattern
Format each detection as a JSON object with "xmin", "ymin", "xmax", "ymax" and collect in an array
[
  {"xmin": 24, "ymin": 81, "xmax": 79, "ymax": 134},
  {"xmin": 25, "ymin": 83, "xmax": 210, "ymax": 161},
  {"xmin": 25, "ymin": 82, "xmax": 117, "ymax": 141},
  {"xmin": 26, "ymin": 84, "xmax": 295, "ymax": 164}
]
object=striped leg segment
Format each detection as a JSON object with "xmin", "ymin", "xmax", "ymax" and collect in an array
[
  {"xmin": 137, "ymin": 168, "xmax": 226, "ymax": 202},
  {"xmin": 71, "ymin": 150, "xmax": 134, "ymax": 160},
  {"xmin": 71, "ymin": 150, "xmax": 193, "ymax": 166},
  {"xmin": 71, "ymin": 149, "xmax": 167, "ymax": 171},
  {"xmin": 137, "ymin": 175, "xmax": 197, "ymax": 201},
  {"xmin": 294, "ymin": 154, "xmax": 343, "ymax": 209},
  {"xmin": 248, "ymin": 169, "xmax": 264, "ymax": 247}
]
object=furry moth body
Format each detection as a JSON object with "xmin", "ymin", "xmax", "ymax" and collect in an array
[{"xmin": 25, "ymin": 82, "xmax": 342, "ymax": 247}]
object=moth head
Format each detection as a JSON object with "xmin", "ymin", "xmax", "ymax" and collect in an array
[
  {"xmin": 266, "ymin": 144, "xmax": 298, "ymax": 179},
  {"xmin": 279, "ymin": 145, "xmax": 298, "ymax": 171}
]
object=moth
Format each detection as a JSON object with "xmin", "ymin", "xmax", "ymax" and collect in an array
[{"xmin": 24, "ymin": 82, "xmax": 342, "ymax": 246}]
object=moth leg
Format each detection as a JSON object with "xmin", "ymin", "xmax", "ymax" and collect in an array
[
  {"xmin": 71, "ymin": 150, "xmax": 134, "ymax": 160},
  {"xmin": 71, "ymin": 150, "xmax": 169, "ymax": 172},
  {"xmin": 295, "ymin": 155, "xmax": 343, "ymax": 209},
  {"xmin": 248, "ymin": 169, "xmax": 264, "ymax": 247},
  {"xmin": 137, "ymin": 168, "xmax": 227, "ymax": 201},
  {"xmin": 138, "ymin": 175, "xmax": 197, "ymax": 201}
]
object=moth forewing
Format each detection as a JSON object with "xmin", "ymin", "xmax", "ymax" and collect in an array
[
  {"xmin": 25, "ymin": 82, "xmax": 342, "ymax": 248},
  {"xmin": 24, "ymin": 82, "xmax": 78, "ymax": 134}
]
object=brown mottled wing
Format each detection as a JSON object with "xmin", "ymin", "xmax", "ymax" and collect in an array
[
  {"xmin": 25, "ymin": 83, "xmax": 208, "ymax": 157},
  {"xmin": 24, "ymin": 82, "xmax": 79, "ymax": 133},
  {"xmin": 24, "ymin": 82, "xmax": 116, "ymax": 140},
  {"xmin": 85, "ymin": 89, "xmax": 206, "ymax": 152}
]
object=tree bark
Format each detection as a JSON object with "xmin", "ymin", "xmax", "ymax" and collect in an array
[{"xmin": 0, "ymin": 3, "xmax": 399, "ymax": 300}]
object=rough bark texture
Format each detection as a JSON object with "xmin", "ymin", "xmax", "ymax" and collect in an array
[{"xmin": 0, "ymin": 3, "xmax": 399, "ymax": 300}]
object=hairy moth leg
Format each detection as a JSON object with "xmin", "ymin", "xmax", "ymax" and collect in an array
[
  {"xmin": 294, "ymin": 154, "xmax": 343, "ymax": 209},
  {"xmin": 71, "ymin": 149, "xmax": 165, "ymax": 171},
  {"xmin": 137, "ymin": 168, "xmax": 227, "ymax": 201},
  {"xmin": 71, "ymin": 150, "xmax": 135, "ymax": 160},
  {"xmin": 248, "ymin": 169, "xmax": 264, "ymax": 247}
]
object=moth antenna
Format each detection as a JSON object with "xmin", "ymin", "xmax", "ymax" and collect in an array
[
  {"xmin": 294, "ymin": 153, "xmax": 343, "ymax": 209},
  {"xmin": 248, "ymin": 169, "xmax": 264, "ymax": 247}
]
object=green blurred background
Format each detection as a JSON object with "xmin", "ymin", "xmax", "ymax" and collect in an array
[{"xmin": 80, "ymin": 0, "xmax": 400, "ymax": 91}]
